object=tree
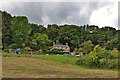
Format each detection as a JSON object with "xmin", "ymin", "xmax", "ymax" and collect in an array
[
  {"xmin": 10, "ymin": 16, "xmax": 31, "ymax": 48},
  {"xmin": 80, "ymin": 40, "xmax": 94, "ymax": 54},
  {"xmin": 0, "ymin": 11, "xmax": 2, "ymax": 49},
  {"xmin": 30, "ymin": 23, "xmax": 46, "ymax": 36},
  {"xmin": 98, "ymin": 27, "xmax": 117, "ymax": 47},
  {"xmin": 2, "ymin": 10, "xmax": 119, "ymax": 52},
  {"xmin": 2, "ymin": 11, "xmax": 12, "ymax": 49},
  {"xmin": 46, "ymin": 24, "xmax": 60, "ymax": 42},
  {"xmin": 106, "ymin": 37, "xmax": 119, "ymax": 50},
  {"xmin": 58, "ymin": 25, "xmax": 80, "ymax": 51},
  {"xmin": 31, "ymin": 33, "xmax": 51, "ymax": 51}
]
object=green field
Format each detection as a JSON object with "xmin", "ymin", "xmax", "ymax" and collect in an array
[
  {"xmin": 2, "ymin": 52, "xmax": 118, "ymax": 78},
  {"xmin": 2, "ymin": 53, "xmax": 78, "ymax": 65}
]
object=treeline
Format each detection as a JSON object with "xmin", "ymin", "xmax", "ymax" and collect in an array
[{"xmin": 1, "ymin": 11, "xmax": 120, "ymax": 52}]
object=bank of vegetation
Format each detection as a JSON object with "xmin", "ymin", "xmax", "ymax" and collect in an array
[{"xmin": 1, "ymin": 11, "xmax": 120, "ymax": 69}]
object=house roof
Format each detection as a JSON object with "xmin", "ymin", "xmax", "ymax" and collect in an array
[{"xmin": 53, "ymin": 44, "xmax": 69, "ymax": 48}]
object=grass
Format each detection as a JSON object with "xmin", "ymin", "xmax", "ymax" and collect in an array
[
  {"xmin": 2, "ymin": 52, "xmax": 119, "ymax": 78},
  {"xmin": 3, "ymin": 57, "xmax": 118, "ymax": 78},
  {"xmin": 2, "ymin": 52, "xmax": 78, "ymax": 65},
  {"xmin": 33, "ymin": 54, "xmax": 78, "ymax": 64},
  {"xmin": 2, "ymin": 52, "xmax": 119, "ymax": 71}
]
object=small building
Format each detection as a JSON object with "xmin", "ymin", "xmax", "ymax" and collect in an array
[{"xmin": 51, "ymin": 43, "xmax": 70, "ymax": 53}]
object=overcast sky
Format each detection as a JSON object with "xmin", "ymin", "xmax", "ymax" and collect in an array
[{"xmin": 0, "ymin": 0, "xmax": 118, "ymax": 29}]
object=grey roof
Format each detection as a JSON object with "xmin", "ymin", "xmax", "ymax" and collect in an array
[{"xmin": 53, "ymin": 44, "xmax": 69, "ymax": 47}]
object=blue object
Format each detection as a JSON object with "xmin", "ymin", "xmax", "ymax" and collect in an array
[{"xmin": 16, "ymin": 48, "xmax": 21, "ymax": 54}]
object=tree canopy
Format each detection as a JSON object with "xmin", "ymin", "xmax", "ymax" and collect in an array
[
  {"xmin": 1, "ymin": 11, "xmax": 120, "ymax": 52},
  {"xmin": 10, "ymin": 16, "xmax": 31, "ymax": 48}
]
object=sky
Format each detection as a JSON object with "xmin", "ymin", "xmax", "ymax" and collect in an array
[{"xmin": 0, "ymin": 0, "xmax": 119, "ymax": 29}]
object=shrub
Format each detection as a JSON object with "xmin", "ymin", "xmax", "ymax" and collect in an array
[
  {"xmin": 99, "ymin": 58, "xmax": 108, "ymax": 68},
  {"xmin": 78, "ymin": 48, "xmax": 84, "ymax": 52},
  {"xmin": 8, "ymin": 43, "xmax": 18, "ymax": 49},
  {"xmin": 76, "ymin": 45, "xmax": 118, "ymax": 69},
  {"xmin": 106, "ymin": 59, "xmax": 118, "ymax": 69},
  {"xmin": 80, "ymin": 40, "xmax": 94, "ymax": 54},
  {"xmin": 97, "ymin": 50, "xmax": 113, "ymax": 59},
  {"xmin": 112, "ymin": 48, "xmax": 119, "ymax": 58},
  {"xmin": 24, "ymin": 47, "xmax": 32, "ymax": 51}
]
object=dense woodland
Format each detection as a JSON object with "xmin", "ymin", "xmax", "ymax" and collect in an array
[
  {"xmin": 1, "ymin": 11, "xmax": 120, "ymax": 51},
  {"xmin": 1, "ymin": 11, "xmax": 120, "ymax": 69}
]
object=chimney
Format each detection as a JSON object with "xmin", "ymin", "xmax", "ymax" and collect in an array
[
  {"xmin": 66, "ymin": 43, "xmax": 68, "ymax": 46},
  {"xmin": 53, "ymin": 42, "xmax": 55, "ymax": 45}
]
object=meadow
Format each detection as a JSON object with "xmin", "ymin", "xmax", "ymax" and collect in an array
[{"xmin": 2, "ymin": 52, "xmax": 118, "ymax": 78}]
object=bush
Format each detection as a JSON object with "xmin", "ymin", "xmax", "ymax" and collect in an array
[
  {"xmin": 80, "ymin": 40, "xmax": 94, "ymax": 54},
  {"xmin": 106, "ymin": 59, "xmax": 118, "ymax": 69},
  {"xmin": 112, "ymin": 48, "xmax": 119, "ymax": 58},
  {"xmin": 24, "ymin": 47, "xmax": 32, "ymax": 51},
  {"xmin": 8, "ymin": 44, "xmax": 18, "ymax": 49},
  {"xmin": 97, "ymin": 50, "xmax": 113, "ymax": 59},
  {"xmin": 76, "ymin": 45, "xmax": 118, "ymax": 69},
  {"xmin": 99, "ymin": 59, "xmax": 107, "ymax": 68},
  {"xmin": 78, "ymin": 48, "xmax": 84, "ymax": 52}
]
